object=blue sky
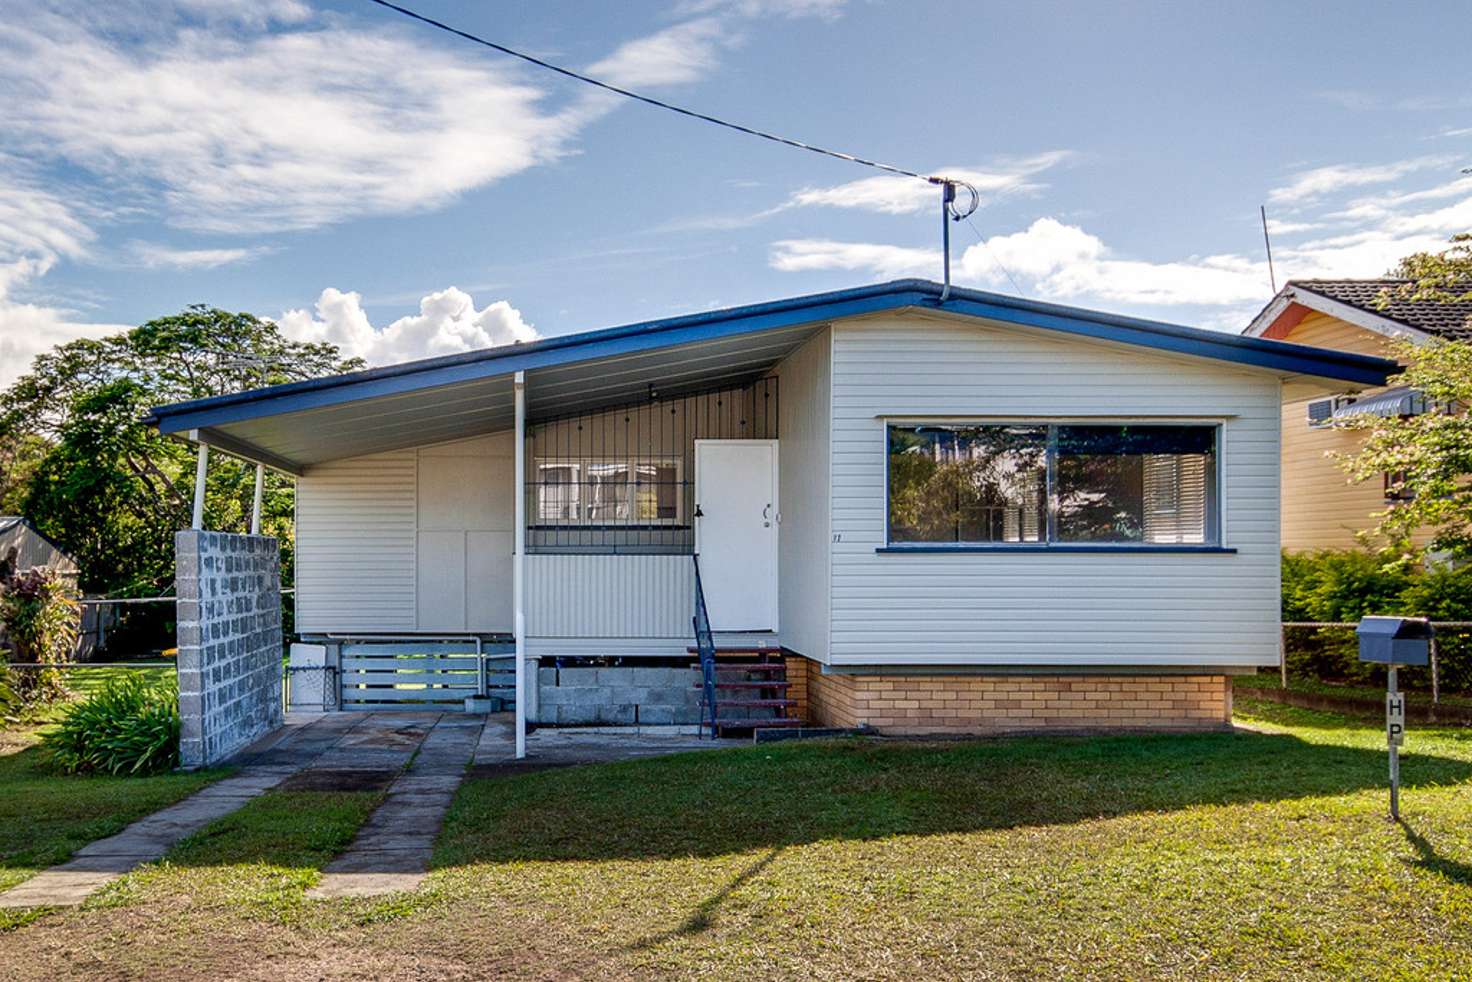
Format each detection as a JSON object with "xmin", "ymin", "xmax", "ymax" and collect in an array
[{"xmin": 1, "ymin": 0, "xmax": 1468, "ymax": 384}]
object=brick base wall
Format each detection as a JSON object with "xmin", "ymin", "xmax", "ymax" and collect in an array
[{"xmin": 801, "ymin": 664, "xmax": 1231, "ymax": 734}]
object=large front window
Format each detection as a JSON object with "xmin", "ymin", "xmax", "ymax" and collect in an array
[{"xmin": 887, "ymin": 422, "xmax": 1219, "ymax": 548}]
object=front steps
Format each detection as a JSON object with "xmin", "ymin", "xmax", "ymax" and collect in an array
[{"xmin": 690, "ymin": 648, "xmax": 803, "ymax": 736}]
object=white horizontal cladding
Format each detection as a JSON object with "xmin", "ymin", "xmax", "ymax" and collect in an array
[
  {"xmin": 828, "ymin": 312, "xmax": 1283, "ymax": 668},
  {"xmin": 525, "ymin": 554, "xmax": 695, "ymax": 638},
  {"xmin": 295, "ymin": 450, "xmax": 418, "ymax": 632}
]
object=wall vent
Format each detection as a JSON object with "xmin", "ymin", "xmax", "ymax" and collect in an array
[{"xmin": 1307, "ymin": 396, "xmax": 1354, "ymax": 427}]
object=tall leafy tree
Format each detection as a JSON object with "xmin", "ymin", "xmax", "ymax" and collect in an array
[
  {"xmin": 0, "ymin": 306, "xmax": 361, "ymax": 595},
  {"xmin": 1339, "ymin": 234, "xmax": 1472, "ymax": 562}
]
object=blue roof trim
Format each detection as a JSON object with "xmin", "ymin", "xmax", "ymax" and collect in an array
[{"xmin": 146, "ymin": 279, "xmax": 1396, "ymax": 433}]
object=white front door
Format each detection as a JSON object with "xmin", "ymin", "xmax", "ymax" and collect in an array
[{"xmin": 695, "ymin": 440, "xmax": 778, "ymax": 632}]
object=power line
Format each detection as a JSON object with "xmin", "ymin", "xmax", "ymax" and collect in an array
[
  {"xmin": 964, "ymin": 216, "xmax": 1028, "ymax": 298},
  {"xmin": 364, "ymin": 0, "xmax": 940, "ymax": 185}
]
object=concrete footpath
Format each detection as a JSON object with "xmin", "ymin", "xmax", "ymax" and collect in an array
[
  {"xmin": 0, "ymin": 713, "xmax": 419, "ymax": 909},
  {"xmin": 307, "ymin": 715, "xmax": 483, "ymax": 899}
]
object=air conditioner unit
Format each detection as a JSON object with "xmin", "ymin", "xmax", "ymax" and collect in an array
[{"xmin": 1307, "ymin": 396, "xmax": 1355, "ymax": 427}]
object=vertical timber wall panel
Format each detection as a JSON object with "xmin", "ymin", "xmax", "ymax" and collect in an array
[
  {"xmin": 176, "ymin": 530, "xmax": 283, "ymax": 768},
  {"xmin": 295, "ymin": 450, "xmax": 418, "ymax": 632}
]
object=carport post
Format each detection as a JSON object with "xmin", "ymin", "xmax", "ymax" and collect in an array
[
  {"xmin": 514, "ymin": 370, "xmax": 527, "ymax": 759},
  {"xmin": 250, "ymin": 463, "xmax": 264, "ymax": 535},
  {"xmin": 191, "ymin": 443, "xmax": 209, "ymax": 529}
]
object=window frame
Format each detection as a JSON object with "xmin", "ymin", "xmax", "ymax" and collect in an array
[
  {"xmin": 532, "ymin": 455, "xmax": 685, "ymax": 527},
  {"xmin": 879, "ymin": 417, "xmax": 1232, "ymax": 554}
]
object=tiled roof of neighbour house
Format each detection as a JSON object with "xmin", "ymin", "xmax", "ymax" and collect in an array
[{"xmin": 1290, "ymin": 279, "xmax": 1472, "ymax": 340}]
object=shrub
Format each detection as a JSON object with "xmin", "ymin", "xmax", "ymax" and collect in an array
[
  {"xmin": 43, "ymin": 674, "xmax": 180, "ymax": 775},
  {"xmin": 1280, "ymin": 549, "xmax": 1472, "ymax": 692},
  {"xmin": 1, "ymin": 565, "xmax": 79, "ymax": 703}
]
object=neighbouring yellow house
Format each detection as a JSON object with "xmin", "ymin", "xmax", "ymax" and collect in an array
[{"xmin": 1243, "ymin": 279, "xmax": 1472, "ymax": 551}]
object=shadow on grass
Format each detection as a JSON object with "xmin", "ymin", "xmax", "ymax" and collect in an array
[
  {"xmin": 1399, "ymin": 819, "xmax": 1472, "ymax": 885},
  {"xmin": 628, "ymin": 846, "xmax": 784, "ymax": 949},
  {"xmin": 435, "ymin": 728, "xmax": 1472, "ymax": 866}
]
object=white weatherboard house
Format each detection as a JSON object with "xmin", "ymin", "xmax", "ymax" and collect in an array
[{"xmin": 147, "ymin": 280, "xmax": 1394, "ymax": 750}]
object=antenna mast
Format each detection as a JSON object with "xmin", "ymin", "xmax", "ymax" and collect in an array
[
  {"xmin": 937, "ymin": 179, "xmax": 979, "ymax": 303},
  {"xmin": 1260, "ymin": 205, "xmax": 1277, "ymax": 294}
]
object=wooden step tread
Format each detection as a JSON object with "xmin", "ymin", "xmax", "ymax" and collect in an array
[
  {"xmin": 715, "ymin": 718, "xmax": 804, "ymax": 731},
  {"xmin": 702, "ymin": 698, "xmax": 796, "ymax": 708},
  {"xmin": 691, "ymin": 663, "xmax": 787, "ymax": 674},
  {"xmin": 701, "ymin": 681, "xmax": 792, "ymax": 690},
  {"xmin": 686, "ymin": 647, "xmax": 783, "ymax": 656}
]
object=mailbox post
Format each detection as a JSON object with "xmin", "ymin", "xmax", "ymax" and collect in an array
[{"xmin": 1356, "ymin": 616, "xmax": 1433, "ymax": 820}]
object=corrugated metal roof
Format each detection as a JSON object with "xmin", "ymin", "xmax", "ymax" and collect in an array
[{"xmin": 146, "ymin": 278, "xmax": 1397, "ymax": 472}]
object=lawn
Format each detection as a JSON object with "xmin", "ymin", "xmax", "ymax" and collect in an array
[
  {"xmin": 0, "ymin": 696, "xmax": 1468, "ymax": 980},
  {"xmin": 0, "ymin": 720, "xmax": 220, "ymax": 899},
  {"xmin": 0, "ymin": 664, "xmax": 221, "ymax": 908}
]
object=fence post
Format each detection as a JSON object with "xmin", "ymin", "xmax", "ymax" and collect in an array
[
  {"xmin": 1279, "ymin": 623, "xmax": 1287, "ymax": 689},
  {"xmin": 1430, "ymin": 635, "xmax": 1440, "ymax": 705}
]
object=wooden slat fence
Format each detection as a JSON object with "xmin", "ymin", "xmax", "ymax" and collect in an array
[{"xmin": 339, "ymin": 640, "xmax": 515, "ymax": 711}]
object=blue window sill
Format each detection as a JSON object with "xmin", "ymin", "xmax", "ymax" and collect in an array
[{"xmin": 875, "ymin": 544, "xmax": 1237, "ymax": 555}]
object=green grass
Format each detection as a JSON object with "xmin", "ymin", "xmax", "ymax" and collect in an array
[
  {"xmin": 0, "ymin": 721, "xmax": 220, "ymax": 896},
  {"xmin": 1237, "ymin": 670, "xmax": 1472, "ymax": 711},
  {"xmin": 0, "ymin": 663, "xmax": 217, "ymax": 909},
  {"xmin": 95, "ymin": 789, "xmax": 382, "ymax": 921},
  {"xmin": 0, "ymin": 698, "xmax": 1469, "ymax": 979}
]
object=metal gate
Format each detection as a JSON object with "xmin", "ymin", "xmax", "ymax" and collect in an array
[{"xmin": 338, "ymin": 639, "xmax": 515, "ymax": 711}]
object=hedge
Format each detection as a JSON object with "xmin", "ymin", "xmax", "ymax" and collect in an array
[{"xmin": 1281, "ymin": 549, "xmax": 1472, "ymax": 693}]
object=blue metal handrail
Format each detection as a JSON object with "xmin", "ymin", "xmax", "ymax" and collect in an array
[{"xmin": 692, "ymin": 554, "xmax": 718, "ymax": 739}]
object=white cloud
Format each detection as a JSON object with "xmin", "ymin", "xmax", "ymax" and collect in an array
[
  {"xmin": 586, "ymin": 17, "xmax": 730, "ymax": 88},
  {"xmin": 769, "ymin": 147, "xmax": 1472, "ymax": 329},
  {"xmin": 0, "ymin": 259, "xmax": 128, "ymax": 388},
  {"xmin": 676, "ymin": 0, "xmax": 849, "ymax": 20},
  {"xmin": 278, "ymin": 287, "xmax": 540, "ymax": 366},
  {"xmin": 1267, "ymin": 156, "xmax": 1456, "ymax": 205},
  {"xmin": 0, "ymin": 173, "xmax": 125, "ymax": 387},
  {"xmin": 787, "ymin": 153, "xmax": 1072, "ymax": 216},
  {"xmin": 0, "ymin": 11, "xmax": 588, "ymax": 234},
  {"xmin": 127, "ymin": 241, "xmax": 270, "ymax": 270},
  {"xmin": 0, "ymin": 3, "xmax": 784, "ymax": 237},
  {"xmin": 768, "ymin": 239, "xmax": 937, "ymax": 279}
]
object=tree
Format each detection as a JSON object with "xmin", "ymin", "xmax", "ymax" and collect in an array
[
  {"xmin": 0, "ymin": 306, "xmax": 361, "ymax": 596},
  {"xmin": 1338, "ymin": 234, "xmax": 1472, "ymax": 563},
  {"xmin": 1375, "ymin": 231, "xmax": 1472, "ymax": 305}
]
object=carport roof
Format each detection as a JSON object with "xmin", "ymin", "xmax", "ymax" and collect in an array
[{"xmin": 145, "ymin": 278, "xmax": 1397, "ymax": 474}]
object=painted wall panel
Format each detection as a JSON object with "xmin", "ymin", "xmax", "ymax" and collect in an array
[
  {"xmin": 296, "ymin": 435, "xmax": 514, "ymax": 634},
  {"xmin": 416, "ymin": 530, "xmax": 466, "ymax": 628},
  {"xmin": 776, "ymin": 328, "xmax": 831, "ymax": 661},
  {"xmin": 827, "ymin": 311, "xmax": 1282, "ymax": 668}
]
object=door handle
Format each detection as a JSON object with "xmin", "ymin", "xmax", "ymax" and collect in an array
[
  {"xmin": 762, "ymin": 503, "xmax": 771, "ymax": 527},
  {"xmin": 694, "ymin": 504, "xmax": 704, "ymax": 519}
]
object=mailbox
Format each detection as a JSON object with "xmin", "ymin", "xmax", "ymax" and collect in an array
[{"xmin": 1356, "ymin": 616, "xmax": 1433, "ymax": 666}]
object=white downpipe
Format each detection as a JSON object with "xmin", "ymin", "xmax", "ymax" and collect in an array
[
  {"xmin": 250, "ymin": 463, "xmax": 265, "ymax": 535},
  {"xmin": 513, "ymin": 370, "xmax": 527, "ymax": 759},
  {"xmin": 191, "ymin": 443, "xmax": 209, "ymax": 530}
]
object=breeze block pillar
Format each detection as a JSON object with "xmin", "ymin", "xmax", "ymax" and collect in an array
[{"xmin": 175, "ymin": 530, "xmax": 285, "ymax": 768}]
